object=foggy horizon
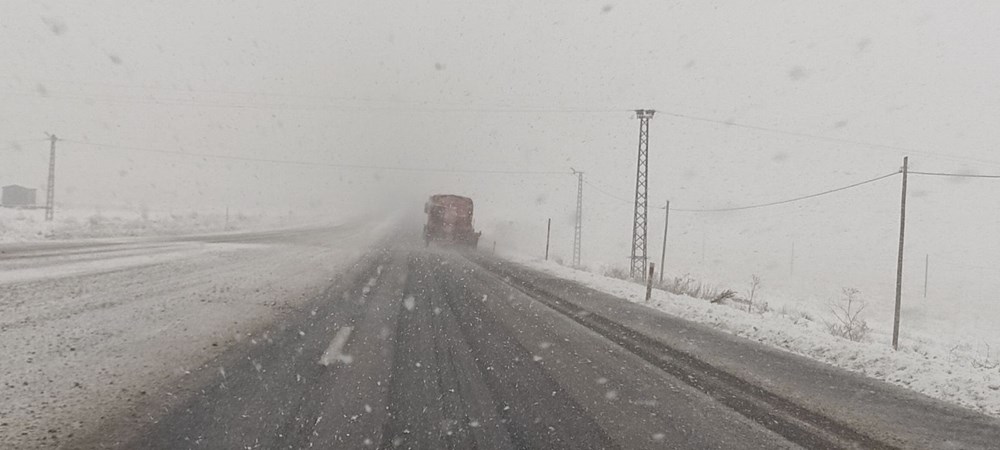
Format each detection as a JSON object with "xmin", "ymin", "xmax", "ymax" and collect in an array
[{"xmin": 5, "ymin": 1, "xmax": 1000, "ymax": 313}]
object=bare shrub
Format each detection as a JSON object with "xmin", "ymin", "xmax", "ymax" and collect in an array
[
  {"xmin": 752, "ymin": 300, "xmax": 771, "ymax": 314},
  {"xmin": 603, "ymin": 265, "xmax": 629, "ymax": 280},
  {"xmin": 87, "ymin": 214, "xmax": 108, "ymax": 227},
  {"xmin": 972, "ymin": 343, "xmax": 1000, "ymax": 369},
  {"xmin": 661, "ymin": 273, "xmax": 697, "ymax": 296},
  {"xmin": 692, "ymin": 283, "xmax": 709, "ymax": 299},
  {"xmin": 746, "ymin": 274, "xmax": 762, "ymax": 313},
  {"xmin": 827, "ymin": 287, "xmax": 870, "ymax": 342},
  {"xmin": 657, "ymin": 273, "xmax": 734, "ymax": 303},
  {"xmin": 711, "ymin": 289, "xmax": 737, "ymax": 304}
]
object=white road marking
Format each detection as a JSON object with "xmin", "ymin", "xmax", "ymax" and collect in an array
[{"xmin": 319, "ymin": 326, "xmax": 354, "ymax": 366}]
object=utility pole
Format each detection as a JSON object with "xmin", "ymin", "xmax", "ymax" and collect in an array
[
  {"xmin": 923, "ymin": 254, "xmax": 929, "ymax": 299},
  {"xmin": 630, "ymin": 109, "xmax": 655, "ymax": 279},
  {"xmin": 892, "ymin": 156, "xmax": 909, "ymax": 350},
  {"xmin": 44, "ymin": 134, "xmax": 57, "ymax": 221},
  {"xmin": 790, "ymin": 241, "xmax": 795, "ymax": 276},
  {"xmin": 545, "ymin": 218, "xmax": 551, "ymax": 261},
  {"xmin": 659, "ymin": 200, "xmax": 669, "ymax": 283},
  {"xmin": 571, "ymin": 168, "xmax": 584, "ymax": 267}
]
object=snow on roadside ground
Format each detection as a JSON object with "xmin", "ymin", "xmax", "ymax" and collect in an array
[
  {"xmin": 515, "ymin": 255, "xmax": 1000, "ymax": 418},
  {"xmin": 0, "ymin": 206, "xmax": 312, "ymax": 243},
  {"xmin": 0, "ymin": 220, "xmax": 391, "ymax": 449}
]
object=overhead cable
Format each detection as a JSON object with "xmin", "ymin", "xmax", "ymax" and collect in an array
[
  {"xmin": 671, "ymin": 171, "xmax": 901, "ymax": 212},
  {"xmin": 60, "ymin": 139, "xmax": 567, "ymax": 175},
  {"xmin": 909, "ymin": 171, "xmax": 1000, "ymax": 179},
  {"xmin": 581, "ymin": 171, "xmax": 901, "ymax": 212},
  {"xmin": 583, "ymin": 180, "xmax": 634, "ymax": 204},
  {"xmin": 655, "ymin": 111, "xmax": 1000, "ymax": 167}
]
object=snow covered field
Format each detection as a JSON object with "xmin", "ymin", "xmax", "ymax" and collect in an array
[
  {"xmin": 517, "ymin": 255, "xmax": 1000, "ymax": 419},
  {"xmin": 0, "ymin": 221, "xmax": 389, "ymax": 449},
  {"xmin": 0, "ymin": 206, "xmax": 319, "ymax": 243}
]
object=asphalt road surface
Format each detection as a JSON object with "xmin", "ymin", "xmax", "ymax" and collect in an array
[{"xmin": 66, "ymin": 233, "xmax": 1000, "ymax": 449}]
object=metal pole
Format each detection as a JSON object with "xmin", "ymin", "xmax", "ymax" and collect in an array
[
  {"xmin": 892, "ymin": 157, "xmax": 908, "ymax": 350},
  {"xmin": 646, "ymin": 263, "xmax": 655, "ymax": 301},
  {"xmin": 572, "ymin": 169, "xmax": 584, "ymax": 267},
  {"xmin": 45, "ymin": 134, "xmax": 57, "ymax": 221},
  {"xmin": 659, "ymin": 200, "xmax": 669, "ymax": 283},
  {"xmin": 630, "ymin": 109, "xmax": 655, "ymax": 279},
  {"xmin": 545, "ymin": 218, "xmax": 551, "ymax": 261},
  {"xmin": 923, "ymin": 254, "xmax": 928, "ymax": 299}
]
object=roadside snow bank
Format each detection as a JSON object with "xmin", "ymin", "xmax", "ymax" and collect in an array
[
  {"xmin": 517, "ymin": 256, "xmax": 1000, "ymax": 418},
  {"xmin": 0, "ymin": 207, "xmax": 305, "ymax": 242}
]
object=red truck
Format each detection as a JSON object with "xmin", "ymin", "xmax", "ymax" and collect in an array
[{"xmin": 423, "ymin": 194, "xmax": 481, "ymax": 248}]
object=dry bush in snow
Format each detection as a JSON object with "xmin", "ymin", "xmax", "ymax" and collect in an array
[{"xmin": 827, "ymin": 287, "xmax": 870, "ymax": 342}]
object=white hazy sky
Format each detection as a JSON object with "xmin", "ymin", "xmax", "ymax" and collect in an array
[{"xmin": 4, "ymin": 1, "xmax": 1000, "ymax": 314}]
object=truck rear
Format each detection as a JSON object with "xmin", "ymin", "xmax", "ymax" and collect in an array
[{"xmin": 423, "ymin": 194, "xmax": 481, "ymax": 248}]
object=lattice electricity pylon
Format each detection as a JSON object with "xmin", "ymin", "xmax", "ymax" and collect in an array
[
  {"xmin": 571, "ymin": 168, "xmax": 584, "ymax": 267},
  {"xmin": 630, "ymin": 109, "xmax": 655, "ymax": 279},
  {"xmin": 45, "ymin": 134, "xmax": 57, "ymax": 222}
]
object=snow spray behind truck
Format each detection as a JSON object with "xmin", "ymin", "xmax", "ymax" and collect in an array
[{"xmin": 423, "ymin": 194, "xmax": 481, "ymax": 248}]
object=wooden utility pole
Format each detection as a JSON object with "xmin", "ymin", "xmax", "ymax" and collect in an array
[
  {"xmin": 45, "ymin": 134, "xmax": 57, "ymax": 221},
  {"xmin": 659, "ymin": 201, "xmax": 669, "ymax": 283},
  {"xmin": 892, "ymin": 157, "xmax": 908, "ymax": 350},
  {"xmin": 545, "ymin": 218, "xmax": 551, "ymax": 261}
]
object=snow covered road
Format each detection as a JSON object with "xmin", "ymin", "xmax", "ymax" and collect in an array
[
  {"xmin": 0, "ymin": 222, "xmax": 387, "ymax": 449},
  {"xmin": 51, "ymin": 234, "xmax": 1000, "ymax": 450}
]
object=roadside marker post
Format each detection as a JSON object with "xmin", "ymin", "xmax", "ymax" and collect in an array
[
  {"xmin": 545, "ymin": 218, "xmax": 551, "ymax": 261},
  {"xmin": 646, "ymin": 263, "xmax": 655, "ymax": 302}
]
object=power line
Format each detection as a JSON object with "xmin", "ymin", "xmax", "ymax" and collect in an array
[
  {"xmin": 909, "ymin": 171, "xmax": 1000, "ymax": 179},
  {"xmin": 11, "ymin": 79, "xmax": 1000, "ymax": 167},
  {"xmin": 931, "ymin": 256, "xmax": 996, "ymax": 271},
  {"xmin": 9, "ymin": 82, "xmax": 1000, "ymax": 166},
  {"xmin": 583, "ymin": 180, "xmax": 633, "ymax": 204},
  {"xmin": 3, "ymin": 137, "xmax": 47, "ymax": 144},
  {"xmin": 585, "ymin": 171, "xmax": 901, "ymax": 212},
  {"xmin": 656, "ymin": 111, "xmax": 1000, "ymax": 167},
  {"xmin": 59, "ymin": 138, "xmax": 568, "ymax": 175},
  {"xmin": 672, "ymin": 171, "xmax": 901, "ymax": 212},
  {"xmin": 0, "ymin": 76, "xmax": 379, "ymax": 102},
  {"xmin": 3, "ymin": 90, "xmax": 629, "ymax": 114},
  {"xmin": 2, "ymin": 76, "xmax": 631, "ymax": 111}
]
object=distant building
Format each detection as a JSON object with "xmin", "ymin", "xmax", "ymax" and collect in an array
[{"xmin": 2, "ymin": 185, "xmax": 38, "ymax": 208}]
